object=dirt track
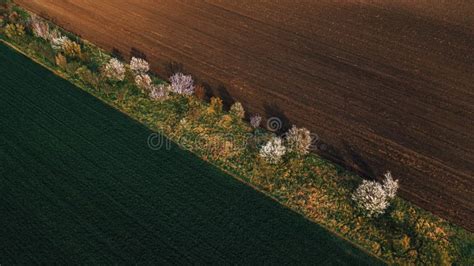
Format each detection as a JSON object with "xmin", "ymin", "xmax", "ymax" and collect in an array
[{"xmin": 16, "ymin": 0, "xmax": 474, "ymax": 230}]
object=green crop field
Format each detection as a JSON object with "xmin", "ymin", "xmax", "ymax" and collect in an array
[{"xmin": 0, "ymin": 42, "xmax": 380, "ymax": 264}]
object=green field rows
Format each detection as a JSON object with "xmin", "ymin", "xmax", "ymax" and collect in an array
[{"xmin": 0, "ymin": 43, "xmax": 380, "ymax": 264}]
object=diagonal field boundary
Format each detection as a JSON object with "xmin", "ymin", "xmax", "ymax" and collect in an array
[{"xmin": 0, "ymin": 43, "xmax": 381, "ymax": 264}]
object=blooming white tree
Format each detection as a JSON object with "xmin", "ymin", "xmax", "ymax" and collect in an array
[
  {"xmin": 250, "ymin": 115, "xmax": 262, "ymax": 129},
  {"xmin": 50, "ymin": 35, "xmax": 69, "ymax": 50},
  {"xmin": 259, "ymin": 137, "xmax": 286, "ymax": 164},
  {"xmin": 230, "ymin": 102, "xmax": 245, "ymax": 118},
  {"xmin": 169, "ymin": 72, "xmax": 194, "ymax": 95},
  {"xmin": 103, "ymin": 58, "xmax": 125, "ymax": 81},
  {"xmin": 31, "ymin": 15, "xmax": 50, "ymax": 40},
  {"xmin": 135, "ymin": 73, "xmax": 152, "ymax": 91},
  {"xmin": 130, "ymin": 57, "xmax": 150, "ymax": 74},
  {"xmin": 382, "ymin": 171, "xmax": 399, "ymax": 199},
  {"xmin": 286, "ymin": 125, "xmax": 312, "ymax": 155},
  {"xmin": 352, "ymin": 171, "xmax": 399, "ymax": 217},
  {"xmin": 352, "ymin": 180, "xmax": 388, "ymax": 217},
  {"xmin": 149, "ymin": 84, "xmax": 168, "ymax": 101}
]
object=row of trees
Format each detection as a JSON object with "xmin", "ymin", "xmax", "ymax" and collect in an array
[{"xmin": 2, "ymin": 8, "xmax": 399, "ymax": 219}]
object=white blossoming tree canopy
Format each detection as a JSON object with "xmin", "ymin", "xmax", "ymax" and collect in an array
[
  {"xmin": 259, "ymin": 137, "xmax": 286, "ymax": 164},
  {"xmin": 130, "ymin": 57, "xmax": 150, "ymax": 74},
  {"xmin": 103, "ymin": 58, "xmax": 126, "ymax": 81},
  {"xmin": 170, "ymin": 72, "xmax": 195, "ymax": 95},
  {"xmin": 352, "ymin": 172, "xmax": 399, "ymax": 217}
]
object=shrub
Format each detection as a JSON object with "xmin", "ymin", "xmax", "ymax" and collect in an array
[
  {"xmin": 352, "ymin": 180, "xmax": 389, "ymax": 217},
  {"xmin": 149, "ymin": 84, "xmax": 168, "ymax": 101},
  {"xmin": 259, "ymin": 136, "xmax": 286, "ymax": 164},
  {"xmin": 102, "ymin": 58, "xmax": 125, "ymax": 81},
  {"xmin": 169, "ymin": 72, "xmax": 194, "ymax": 95},
  {"xmin": 75, "ymin": 66, "xmax": 97, "ymax": 86},
  {"xmin": 194, "ymin": 84, "xmax": 206, "ymax": 100},
  {"xmin": 46, "ymin": 28, "xmax": 61, "ymax": 41},
  {"xmin": 50, "ymin": 35, "xmax": 69, "ymax": 50},
  {"xmin": 135, "ymin": 73, "xmax": 152, "ymax": 92},
  {"xmin": 250, "ymin": 114, "xmax": 262, "ymax": 129},
  {"xmin": 55, "ymin": 53, "xmax": 67, "ymax": 69},
  {"xmin": 286, "ymin": 125, "xmax": 312, "ymax": 155},
  {"xmin": 219, "ymin": 114, "xmax": 233, "ymax": 129},
  {"xmin": 62, "ymin": 39, "xmax": 82, "ymax": 59},
  {"xmin": 130, "ymin": 57, "xmax": 149, "ymax": 74},
  {"xmin": 4, "ymin": 23, "xmax": 24, "ymax": 39},
  {"xmin": 207, "ymin": 96, "xmax": 223, "ymax": 115},
  {"xmin": 230, "ymin": 102, "xmax": 245, "ymax": 119},
  {"xmin": 64, "ymin": 61, "xmax": 81, "ymax": 75},
  {"xmin": 352, "ymin": 172, "xmax": 399, "ymax": 218},
  {"xmin": 30, "ymin": 15, "xmax": 49, "ymax": 40}
]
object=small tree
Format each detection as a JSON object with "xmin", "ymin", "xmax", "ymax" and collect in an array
[
  {"xmin": 207, "ymin": 97, "xmax": 223, "ymax": 115},
  {"xmin": 103, "ymin": 58, "xmax": 125, "ymax": 81},
  {"xmin": 30, "ymin": 15, "xmax": 49, "ymax": 40},
  {"xmin": 50, "ymin": 35, "xmax": 69, "ymax": 50},
  {"xmin": 259, "ymin": 137, "xmax": 286, "ymax": 164},
  {"xmin": 149, "ymin": 84, "xmax": 168, "ymax": 101},
  {"xmin": 382, "ymin": 171, "xmax": 399, "ymax": 199},
  {"xmin": 169, "ymin": 72, "xmax": 194, "ymax": 95},
  {"xmin": 135, "ymin": 73, "xmax": 152, "ymax": 92},
  {"xmin": 230, "ymin": 102, "xmax": 245, "ymax": 119},
  {"xmin": 55, "ymin": 53, "xmax": 67, "ymax": 69},
  {"xmin": 130, "ymin": 57, "xmax": 149, "ymax": 74},
  {"xmin": 352, "ymin": 171, "xmax": 399, "ymax": 217},
  {"xmin": 62, "ymin": 39, "xmax": 82, "ymax": 59},
  {"xmin": 250, "ymin": 114, "xmax": 262, "ymax": 129},
  {"xmin": 352, "ymin": 180, "xmax": 388, "ymax": 217},
  {"xmin": 286, "ymin": 125, "xmax": 312, "ymax": 155}
]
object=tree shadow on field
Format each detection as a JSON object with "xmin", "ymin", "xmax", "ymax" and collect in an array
[
  {"xmin": 342, "ymin": 141, "xmax": 376, "ymax": 180},
  {"xmin": 215, "ymin": 85, "xmax": 235, "ymax": 111},
  {"xmin": 130, "ymin": 47, "xmax": 147, "ymax": 60},
  {"xmin": 164, "ymin": 61, "xmax": 184, "ymax": 77},
  {"xmin": 111, "ymin": 47, "xmax": 124, "ymax": 61},
  {"xmin": 263, "ymin": 102, "xmax": 291, "ymax": 134},
  {"xmin": 198, "ymin": 82, "xmax": 214, "ymax": 102}
]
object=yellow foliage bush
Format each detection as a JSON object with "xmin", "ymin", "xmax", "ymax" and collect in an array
[
  {"xmin": 219, "ymin": 114, "xmax": 233, "ymax": 129},
  {"xmin": 4, "ymin": 23, "xmax": 24, "ymax": 39},
  {"xmin": 207, "ymin": 96, "xmax": 223, "ymax": 115},
  {"xmin": 55, "ymin": 53, "xmax": 67, "ymax": 69},
  {"xmin": 62, "ymin": 39, "xmax": 82, "ymax": 59}
]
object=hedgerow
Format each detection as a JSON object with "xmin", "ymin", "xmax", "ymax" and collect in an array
[{"xmin": 1, "ymin": 5, "xmax": 472, "ymax": 265}]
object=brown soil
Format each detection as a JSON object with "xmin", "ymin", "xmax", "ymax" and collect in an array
[{"xmin": 16, "ymin": 0, "xmax": 474, "ymax": 231}]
